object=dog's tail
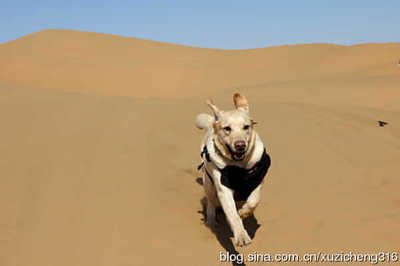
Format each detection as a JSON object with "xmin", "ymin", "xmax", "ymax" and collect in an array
[{"xmin": 195, "ymin": 113, "xmax": 214, "ymax": 130}]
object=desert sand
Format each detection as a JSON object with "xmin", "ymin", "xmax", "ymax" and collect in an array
[{"xmin": 0, "ymin": 29, "xmax": 399, "ymax": 265}]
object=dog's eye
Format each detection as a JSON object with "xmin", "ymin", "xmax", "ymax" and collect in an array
[
  {"xmin": 243, "ymin": 125, "xmax": 250, "ymax": 130},
  {"xmin": 223, "ymin": 126, "xmax": 231, "ymax": 132}
]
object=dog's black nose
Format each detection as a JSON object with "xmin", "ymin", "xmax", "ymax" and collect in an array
[{"xmin": 234, "ymin": 140, "xmax": 246, "ymax": 152}]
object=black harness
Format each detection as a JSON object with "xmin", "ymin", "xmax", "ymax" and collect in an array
[{"xmin": 198, "ymin": 145, "xmax": 271, "ymax": 201}]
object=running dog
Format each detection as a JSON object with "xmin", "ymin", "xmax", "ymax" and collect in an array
[{"xmin": 195, "ymin": 93, "xmax": 271, "ymax": 247}]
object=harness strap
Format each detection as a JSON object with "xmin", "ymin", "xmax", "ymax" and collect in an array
[
  {"xmin": 198, "ymin": 145, "xmax": 214, "ymax": 184},
  {"xmin": 205, "ymin": 169, "xmax": 214, "ymax": 184},
  {"xmin": 197, "ymin": 145, "xmax": 211, "ymax": 169},
  {"xmin": 197, "ymin": 162, "xmax": 204, "ymax": 171},
  {"xmin": 201, "ymin": 145, "xmax": 211, "ymax": 162}
]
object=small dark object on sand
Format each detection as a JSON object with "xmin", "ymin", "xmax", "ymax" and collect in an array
[{"xmin": 378, "ymin": 121, "xmax": 388, "ymax": 127}]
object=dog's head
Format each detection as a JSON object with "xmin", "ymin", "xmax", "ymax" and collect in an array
[{"xmin": 207, "ymin": 93, "xmax": 257, "ymax": 161}]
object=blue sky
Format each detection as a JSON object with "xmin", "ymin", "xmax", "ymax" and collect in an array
[{"xmin": 1, "ymin": 0, "xmax": 399, "ymax": 49}]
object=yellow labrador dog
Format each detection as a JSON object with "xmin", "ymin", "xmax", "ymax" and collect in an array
[{"xmin": 196, "ymin": 93, "xmax": 271, "ymax": 247}]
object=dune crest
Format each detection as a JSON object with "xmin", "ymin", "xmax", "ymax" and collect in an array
[{"xmin": 1, "ymin": 29, "xmax": 399, "ymax": 99}]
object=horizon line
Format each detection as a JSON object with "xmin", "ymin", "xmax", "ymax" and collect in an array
[{"xmin": 2, "ymin": 28, "xmax": 400, "ymax": 51}]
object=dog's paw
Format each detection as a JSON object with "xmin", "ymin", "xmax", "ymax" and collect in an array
[
  {"xmin": 234, "ymin": 230, "xmax": 252, "ymax": 247},
  {"xmin": 238, "ymin": 208, "xmax": 253, "ymax": 219}
]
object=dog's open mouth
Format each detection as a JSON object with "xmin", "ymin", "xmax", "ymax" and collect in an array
[
  {"xmin": 232, "ymin": 151, "xmax": 246, "ymax": 161},
  {"xmin": 226, "ymin": 144, "xmax": 246, "ymax": 161}
]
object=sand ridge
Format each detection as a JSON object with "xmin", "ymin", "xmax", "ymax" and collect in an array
[{"xmin": 1, "ymin": 29, "xmax": 399, "ymax": 100}]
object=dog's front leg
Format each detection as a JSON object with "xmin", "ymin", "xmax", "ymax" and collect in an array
[
  {"xmin": 214, "ymin": 176, "xmax": 251, "ymax": 246},
  {"xmin": 238, "ymin": 183, "xmax": 262, "ymax": 219}
]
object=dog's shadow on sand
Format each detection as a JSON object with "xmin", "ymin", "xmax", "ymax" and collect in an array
[{"xmin": 196, "ymin": 178, "xmax": 260, "ymax": 266}]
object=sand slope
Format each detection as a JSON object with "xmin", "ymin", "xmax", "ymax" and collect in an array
[
  {"xmin": 0, "ymin": 30, "xmax": 399, "ymax": 265},
  {"xmin": 1, "ymin": 29, "xmax": 400, "ymax": 100}
]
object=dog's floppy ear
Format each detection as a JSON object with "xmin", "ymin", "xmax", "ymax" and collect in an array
[
  {"xmin": 206, "ymin": 98, "xmax": 222, "ymax": 121},
  {"xmin": 233, "ymin": 93, "xmax": 249, "ymax": 113}
]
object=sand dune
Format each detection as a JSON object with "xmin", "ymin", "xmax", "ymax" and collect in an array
[
  {"xmin": 1, "ymin": 30, "xmax": 399, "ymax": 265},
  {"xmin": 1, "ymin": 29, "xmax": 400, "ymax": 100}
]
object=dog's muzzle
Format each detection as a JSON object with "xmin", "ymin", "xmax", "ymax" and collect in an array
[{"xmin": 227, "ymin": 140, "xmax": 247, "ymax": 161}]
